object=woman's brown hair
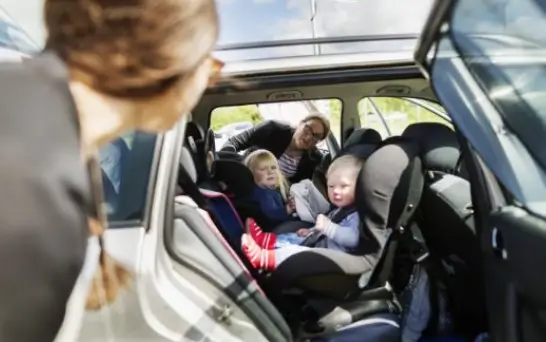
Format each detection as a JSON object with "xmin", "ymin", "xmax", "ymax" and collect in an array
[
  {"xmin": 44, "ymin": 0, "xmax": 219, "ymax": 98},
  {"xmin": 44, "ymin": 0, "xmax": 219, "ymax": 310}
]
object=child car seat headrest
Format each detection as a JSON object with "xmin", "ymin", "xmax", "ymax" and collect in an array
[
  {"xmin": 180, "ymin": 147, "xmax": 197, "ymax": 182},
  {"xmin": 402, "ymin": 122, "xmax": 460, "ymax": 174},
  {"xmin": 214, "ymin": 159, "xmax": 255, "ymax": 198},
  {"xmin": 335, "ymin": 128, "xmax": 382, "ymax": 161},
  {"xmin": 355, "ymin": 137, "xmax": 423, "ymax": 255},
  {"xmin": 217, "ymin": 150, "xmax": 244, "ymax": 162},
  {"xmin": 184, "ymin": 122, "xmax": 208, "ymax": 182},
  {"xmin": 345, "ymin": 128, "xmax": 382, "ymax": 148},
  {"xmin": 185, "ymin": 121, "xmax": 204, "ymax": 143},
  {"xmin": 204, "ymin": 128, "xmax": 217, "ymax": 176}
]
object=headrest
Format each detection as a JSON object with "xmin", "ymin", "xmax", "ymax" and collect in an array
[
  {"xmin": 204, "ymin": 128, "xmax": 216, "ymax": 156},
  {"xmin": 217, "ymin": 150, "xmax": 244, "ymax": 162},
  {"xmin": 214, "ymin": 159, "xmax": 255, "ymax": 197},
  {"xmin": 180, "ymin": 147, "xmax": 197, "ymax": 182},
  {"xmin": 204, "ymin": 129, "xmax": 217, "ymax": 177},
  {"xmin": 185, "ymin": 121, "xmax": 204, "ymax": 143},
  {"xmin": 402, "ymin": 123, "xmax": 460, "ymax": 173},
  {"xmin": 337, "ymin": 144, "xmax": 378, "ymax": 160},
  {"xmin": 344, "ymin": 128, "xmax": 382, "ymax": 148},
  {"xmin": 355, "ymin": 138, "xmax": 423, "ymax": 252}
]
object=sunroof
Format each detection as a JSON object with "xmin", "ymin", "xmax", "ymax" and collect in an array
[{"xmin": 216, "ymin": 0, "xmax": 435, "ymax": 61}]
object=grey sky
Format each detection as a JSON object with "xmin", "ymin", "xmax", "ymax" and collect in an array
[{"xmin": 1, "ymin": 0, "xmax": 45, "ymax": 44}]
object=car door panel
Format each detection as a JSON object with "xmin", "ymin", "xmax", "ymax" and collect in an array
[
  {"xmin": 136, "ymin": 123, "xmax": 291, "ymax": 342},
  {"xmin": 486, "ymin": 206, "xmax": 546, "ymax": 342},
  {"xmin": 426, "ymin": 38, "xmax": 546, "ymax": 340},
  {"xmin": 171, "ymin": 202, "xmax": 291, "ymax": 338}
]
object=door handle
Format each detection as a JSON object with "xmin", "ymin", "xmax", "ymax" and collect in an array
[{"xmin": 491, "ymin": 227, "xmax": 508, "ymax": 260}]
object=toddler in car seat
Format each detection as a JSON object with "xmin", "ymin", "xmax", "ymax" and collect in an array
[
  {"xmin": 244, "ymin": 149, "xmax": 295, "ymax": 222},
  {"xmin": 241, "ymin": 154, "xmax": 364, "ymax": 271}
]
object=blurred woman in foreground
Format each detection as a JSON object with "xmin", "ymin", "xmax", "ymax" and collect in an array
[{"xmin": 0, "ymin": 0, "xmax": 221, "ymax": 340}]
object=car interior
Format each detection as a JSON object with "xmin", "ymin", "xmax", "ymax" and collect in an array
[
  {"xmin": 85, "ymin": 0, "xmax": 546, "ymax": 340},
  {"xmin": 98, "ymin": 59, "xmax": 489, "ymax": 341},
  {"xmin": 142, "ymin": 65, "xmax": 485, "ymax": 341}
]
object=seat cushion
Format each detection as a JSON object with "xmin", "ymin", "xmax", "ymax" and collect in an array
[
  {"xmin": 200, "ymin": 189, "xmax": 245, "ymax": 248},
  {"xmin": 310, "ymin": 313, "xmax": 400, "ymax": 342},
  {"xmin": 266, "ymin": 249, "xmax": 376, "ymax": 300}
]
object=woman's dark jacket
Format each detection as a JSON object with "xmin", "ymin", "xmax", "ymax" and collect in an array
[
  {"xmin": 220, "ymin": 120, "xmax": 324, "ymax": 183},
  {"xmin": 0, "ymin": 53, "xmax": 92, "ymax": 341}
]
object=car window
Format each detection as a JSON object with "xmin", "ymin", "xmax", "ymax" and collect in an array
[
  {"xmin": 448, "ymin": 0, "xmax": 546, "ymax": 170},
  {"xmin": 0, "ymin": 9, "xmax": 38, "ymax": 55},
  {"xmin": 99, "ymin": 131, "xmax": 157, "ymax": 224},
  {"xmin": 358, "ymin": 97, "xmax": 452, "ymax": 138},
  {"xmin": 210, "ymin": 99, "xmax": 342, "ymax": 151}
]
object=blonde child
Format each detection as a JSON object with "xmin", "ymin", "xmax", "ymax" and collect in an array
[{"xmin": 244, "ymin": 149, "xmax": 295, "ymax": 224}]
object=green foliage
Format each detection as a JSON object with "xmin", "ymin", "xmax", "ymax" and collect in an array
[
  {"xmin": 210, "ymin": 105, "xmax": 261, "ymax": 130},
  {"xmin": 330, "ymin": 99, "xmax": 342, "ymax": 121}
]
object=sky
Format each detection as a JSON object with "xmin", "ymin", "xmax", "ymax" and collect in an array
[
  {"xmin": 0, "ymin": 0, "xmax": 434, "ymax": 51},
  {"xmin": 216, "ymin": 0, "xmax": 434, "ymax": 45},
  {"xmin": 0, "ymin": 0, "xmax": 539, "ymax": 53}
]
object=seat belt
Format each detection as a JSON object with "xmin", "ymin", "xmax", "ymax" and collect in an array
[
  {"xmin": 372, "ymin": 157, "xmax": 424, "ymax": 288},
  {"xmin": 329, "ymin": 206, "xmax": 358, "ymax": 224}
]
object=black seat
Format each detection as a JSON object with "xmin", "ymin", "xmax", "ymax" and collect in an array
[
  {"xmin": 186, "ymin": 121, "xmax": 204, "ymax": 145},
  {"xmin": 263, "ymin": 138, "xmax": 424, "ymax": 335},
  {"xmin": 402, "ymin": 122, "xmax": 486, "ymax": 338},
  {"xmin": 313, "ymin": 128, "xmax": 382, "ymax": 197},
  {"xmin": 343, "ymin": 127, "xmax": 382, "ymax": 149},
  {"xmin": 213, "ymin": 151, "xmax": 307, "ymax": 232},
  {"xmin": 178, "ymin": 146, "xmax": 262, "ymax": 279},
  {"xmin": 185, "ymin": 122, "xmax": 209, "ymax": 184}
]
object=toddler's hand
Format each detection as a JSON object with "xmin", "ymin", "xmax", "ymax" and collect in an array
[
  {"xmin": 286, "ymin": 203, "xmax": 295, "ymax": 215},
  {"xmin": 290, "ymin": 197, "xmax": 296, "ymax": 209},
  {"xmin": 286, "ymin": 196, "xmax": 296, "ymax": 214},
  {"xmin": 315, "ymin": 214, "xmax": 330, "ymax": 231},
  {"xmin": 296, "ymin": 228, "xmax": 311, "ymax": 237}
]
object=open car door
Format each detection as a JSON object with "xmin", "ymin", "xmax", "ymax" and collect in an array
[{"xmin": 416, "ymin": 0, "xmax": 546, "ymax": 341}]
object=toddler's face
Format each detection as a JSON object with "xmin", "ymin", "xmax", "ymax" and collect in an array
[
  {"xmin": 253, "ymin": 160, "xmax": 279, "ymax": 188},
  {"xmin": 327, "ymin": 168, "xmax": 357, "ymax": 208}
]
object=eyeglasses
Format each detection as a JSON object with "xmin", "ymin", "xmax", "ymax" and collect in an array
[{"xmin": 303, "ymin": 123, "xmax": 324, "ymax": 142}]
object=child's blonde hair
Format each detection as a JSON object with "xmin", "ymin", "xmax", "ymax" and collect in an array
[
  {"xmin": 327, "ymin": 154, "xmax": 364, "ymax": 180},
  {"xmin": 244, "ymin": 149, "xmax": 289, "ymax": 201}
]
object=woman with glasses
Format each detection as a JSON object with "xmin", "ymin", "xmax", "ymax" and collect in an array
[
  {"xmin": 221, "ymin": 114, "xmax": 331, "ymax": 183},
  {"xmin": 0, "ymin": 0, "xmax": 222, "ymax": 341}
]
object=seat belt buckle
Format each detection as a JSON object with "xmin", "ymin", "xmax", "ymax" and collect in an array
[
  {"xmin": 408, "ymin": 225, "xmax": 430, "ymax": 263},
  {"xmin": 409, "ymin": 238, "xmax": 429, "ymax": 263}
]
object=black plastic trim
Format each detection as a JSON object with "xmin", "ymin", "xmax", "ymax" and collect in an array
[
  {"xmin": 216, "ymin": 34, "xmax": 419, "ymax": 51},
  {"xmin": 206, "ymin": 64, "xmax": 422, "ymax": 95}
]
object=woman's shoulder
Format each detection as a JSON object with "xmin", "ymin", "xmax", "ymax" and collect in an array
[{"xmin": 0, "ymin": 54, "xmax": 77, "ymax": 131}]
